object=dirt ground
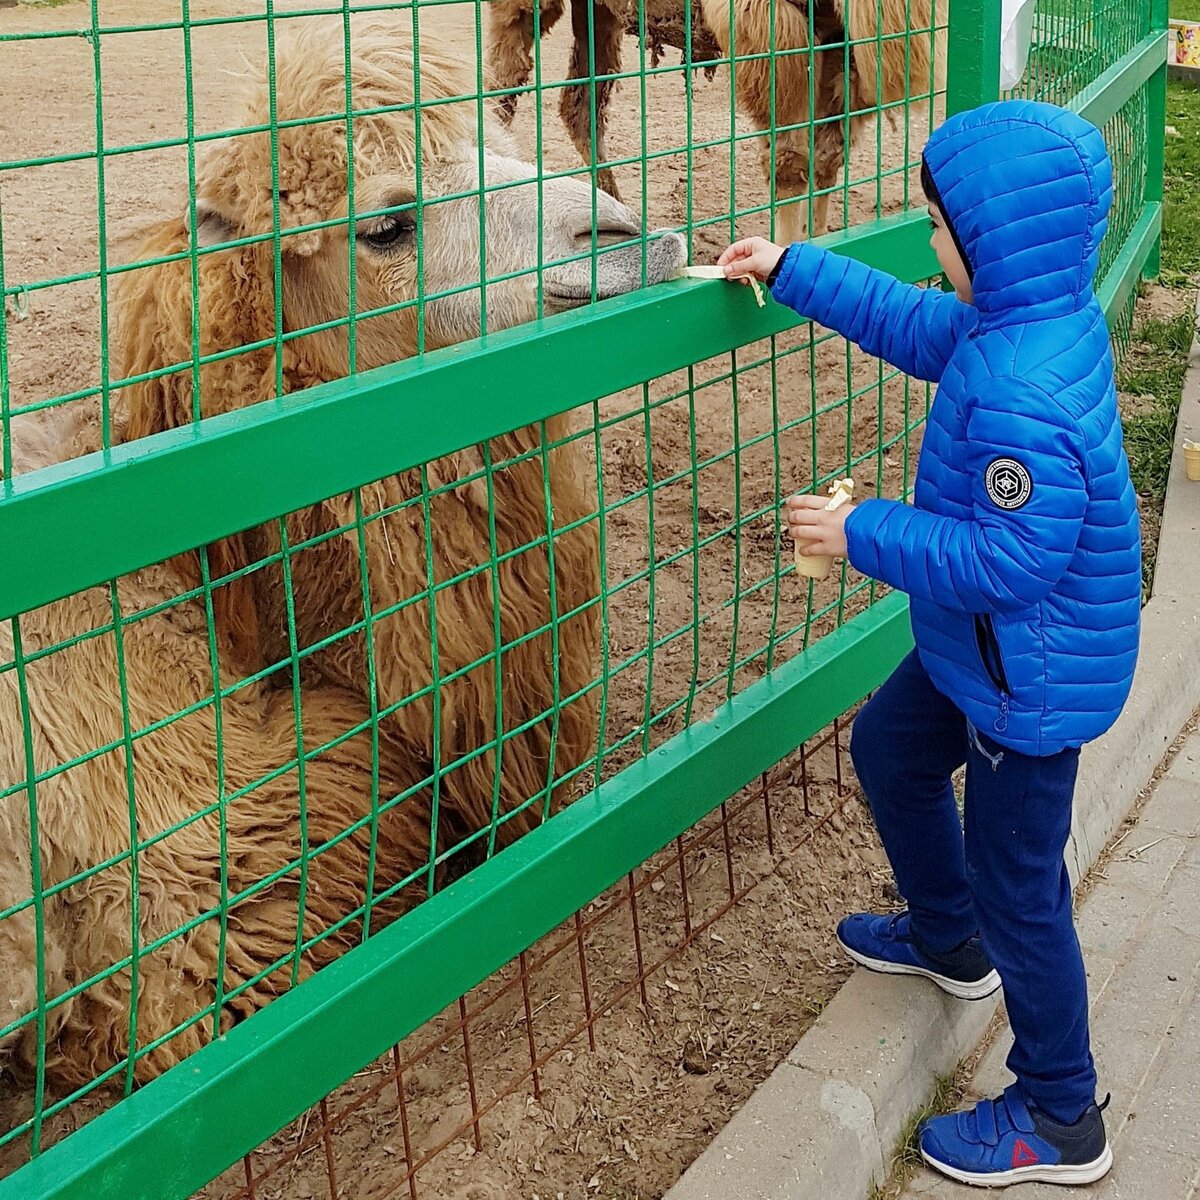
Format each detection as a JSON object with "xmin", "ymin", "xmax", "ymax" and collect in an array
[
  {"xmin": 198, "ymin": 734, "xmax": 894, "ymax": 1200},
  {"xmin": 0, "ymin": 0, "xmax": 937, "ymax": 1195}
]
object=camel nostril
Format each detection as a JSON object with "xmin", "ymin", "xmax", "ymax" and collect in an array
[
  {"xmin": 572, "ymin": 215, "xmax": 639, "ymax": 247},
  {"xmin": 579, "ymin": 227, "xmax": 639, "ymax": 250}
]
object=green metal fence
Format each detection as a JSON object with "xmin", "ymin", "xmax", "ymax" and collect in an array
[{"xmin": 0, "ymin": 0, "xmax": 1165, "ymax": 1195}]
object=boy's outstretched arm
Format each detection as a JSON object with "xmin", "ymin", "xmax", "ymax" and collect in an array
[
  {"xmin": 845, "ymin": 381, "xmax": 1090, "ymax": 613},
  {"xmin": 720, "ymin": 238, "xmax": 970, "ymax": 384}
]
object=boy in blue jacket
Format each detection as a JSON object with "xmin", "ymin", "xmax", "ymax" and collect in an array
[{"xmin": 720, "ymin": 100, "xmax": 1141, "ymax": 1188}]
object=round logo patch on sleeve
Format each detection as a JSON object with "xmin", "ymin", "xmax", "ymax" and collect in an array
[{"xmin": 984, "ymin": 458, "xmax": 1033, "ymax": 510}]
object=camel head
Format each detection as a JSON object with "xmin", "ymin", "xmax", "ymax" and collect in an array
[
  {"xmin": 115, "ymin": 14, "xmax": 685, "ymax": 426},
  {"xmin": 112, "ymin": 14, "xmax": 671, "ymax": 677}
]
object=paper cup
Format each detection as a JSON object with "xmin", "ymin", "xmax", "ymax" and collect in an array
[
  {"xmin": 794, "ymin": 543, "xmax": 835, "ymax": 580},
  {"xmin": 792, "ymin": 479, "xmax": 854, "ymax": 581},
  {"xmin": 1184, "ymin": 440, "xmax": 1200, "ymax": 482}
]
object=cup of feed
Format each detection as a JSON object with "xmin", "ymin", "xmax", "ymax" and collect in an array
[
  {"xmin": 793, "ymin": 478, "xmax": 855, "ymax": 581},
  {"xmin": 1184, "ymin": 439, "xmax": 1200, "ymax": 482}
]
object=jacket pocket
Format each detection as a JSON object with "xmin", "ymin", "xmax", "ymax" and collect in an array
[{"xmin": 974, "ymin": 613, "xmax": 1011, "ymax": 696}]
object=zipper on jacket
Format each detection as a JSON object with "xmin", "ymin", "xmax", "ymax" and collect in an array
[{"xmin": 974, "ymin": 613, "xmax": 1011, "ymax": 733}]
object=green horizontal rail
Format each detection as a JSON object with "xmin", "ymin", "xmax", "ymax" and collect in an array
[
  {"xmin": 0, "ymin": 213, "xmax": 936, "ymax": 622},
  {"xmin": 1097, "ymin": 200, "xmax": 1163, "ymax": 324},
  {"xmin": 1069, "ymin": 31, "xmax": 1168, "ymax": 130},
  {"xmin": 0, "ymin": 591, "xmax": 914, "ymax": 1200}
]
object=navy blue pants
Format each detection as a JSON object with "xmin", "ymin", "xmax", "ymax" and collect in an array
[{"xmin": 850, "ymin": 650, "xmax": 1095, "ymax": 1124}]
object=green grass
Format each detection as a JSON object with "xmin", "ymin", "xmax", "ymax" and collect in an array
[
  {"xmin": 1172, "ymin": 0, "xmax": 1200, "ymax": 22},
  {"xmin": 1120, "ymin": 311, "xmax": 1197, "ymax": 493},
  {"xmin": 1118, "ymin": 32, "xmax": 1200, "ymax": 597},
  {"xmin": 867, "ymin": 1072, "xmax": 968, "ymax": 1200},
  {"xmin": 1161, "ymin": 77, "xmax": 1200, "ymax": 283}
]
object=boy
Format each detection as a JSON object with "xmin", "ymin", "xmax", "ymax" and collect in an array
[{"xmin": 719, "ymin": 100, "xmax": 1141, "ymax": 1188}]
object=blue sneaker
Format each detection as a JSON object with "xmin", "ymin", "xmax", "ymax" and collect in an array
[
  {"xmin": 920, "ymin": 1086, "xmax": 1112, "ymax": 1187},
  {"xmin": 836, "ymin": 911, "xmax": 1001, "ymax": 1001}
]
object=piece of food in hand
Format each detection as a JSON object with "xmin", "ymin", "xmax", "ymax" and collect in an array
[
  {"xmin": 793, "ymin": 477, "xmax": 855, "ymax": 581},
  {"xmin": 673, "ymin": 264, "xmax": 766, "ymax": 308}
]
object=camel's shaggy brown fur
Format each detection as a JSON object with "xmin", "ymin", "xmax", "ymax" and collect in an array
[
  {"xmin": 0, "ymin": 17, "xmax": 600, "ymax": 1094},
  {"xmin": 487, "ymin": 0, "xmax": 939, "ymax": 241},
  {"xmin": 486, "ymin": 0, "xmax": 719, "ymax": 200}
]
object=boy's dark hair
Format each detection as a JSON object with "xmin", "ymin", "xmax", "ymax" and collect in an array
[
  {"xmin": 919, "ymin": 157, "xmax": 937, "ymax": 205},
  {"xmin": 920, "ymin": 155, "xmax": 975, "ymax": 280}
]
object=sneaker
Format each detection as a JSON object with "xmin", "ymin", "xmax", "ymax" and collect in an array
[
  {"xmin": 836, "ymin": 911, "xmax": 1001, "ymax": 1001},
  {"xmin": 920, "ymin": 1086, "xmax": 1112, "ymax": 1188}
]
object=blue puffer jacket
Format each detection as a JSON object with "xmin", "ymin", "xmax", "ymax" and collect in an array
[{"xmin": 770, "ymin": 100, "xmax": 1141, "ymax": 756}]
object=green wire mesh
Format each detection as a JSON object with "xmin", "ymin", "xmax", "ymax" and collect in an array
[
  {"xmin": 0, "ymin": 0, "xmax": 1160, "ymax": 1186},
  {"xmin": 1006, "ymin": 0, "xmax": 1153, "ymax": 344},
  {"xmin": 1010, "ymin": 0, "xmax": 1149, "ymax": 106}
]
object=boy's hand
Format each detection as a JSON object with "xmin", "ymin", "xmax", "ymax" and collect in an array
[
  {"xmin": 719, "ymin": 237, "xmax": 787, "ymax": 285},
  {"xmin": 785, "ymin": 493, "xmax": 854, "ymax": 558}
]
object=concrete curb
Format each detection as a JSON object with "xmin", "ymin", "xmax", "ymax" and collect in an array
[{"xmin": 664, "ymin": 295, "xmax": 1200, "ymax": 1200}]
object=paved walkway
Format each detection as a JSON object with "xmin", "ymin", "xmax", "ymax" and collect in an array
[{"xmin": 902, "ymin": 730, "xmax": 1200, "ymax": 1199}]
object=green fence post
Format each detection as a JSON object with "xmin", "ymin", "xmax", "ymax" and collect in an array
[
  {"xmin": 945, "ymin": 0, "xmax": 1003, "ymax": 115},
  {"xmin": 935, "ymin": 0, "xmax": 1002, "ymax": 291},
  {"xmin": 1143, "ymin": 0, "xmax": 1169, "ymax": 280}
]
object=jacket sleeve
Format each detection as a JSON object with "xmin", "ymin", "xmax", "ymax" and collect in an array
[
  {"xmin": 842, "ymin": 381, "xmax": 1089, "ymax": 614},
  {"xmin": 768, "ymin": 242, "xmax": 971, "ymax": 383}
]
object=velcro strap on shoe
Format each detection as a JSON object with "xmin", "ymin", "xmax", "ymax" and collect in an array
[
  {"xmin": 976, "ymin": 1098, "xmax": 1000, "ymax": 1146},
  {"xmin": 1003, "ymin": 1087, "xmax": 1037, "ymax": 1135}
]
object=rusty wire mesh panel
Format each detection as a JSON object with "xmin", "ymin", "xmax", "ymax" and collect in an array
[{"xmin": 195, "ymin": 714, "xmax": 886, "ymax": 1200}]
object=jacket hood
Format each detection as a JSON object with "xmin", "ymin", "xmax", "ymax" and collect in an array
[{"xmin": 921, "ymin": 100, "xmax": 1113, "ymax": 322}]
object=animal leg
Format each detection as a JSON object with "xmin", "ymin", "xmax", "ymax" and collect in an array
[
  {"xmin": 0, "ymin": 904, "xmax": 69, "ymax": 1086},
  {"xmin": 765, "ymin": 129, "xmax": 812, "ymax": 245},
  {"xmin": 807, "ymin": 46, "xmax": 850, "ymax": 236},
  {"xmin": 770, "ymin": 36, "xmax": 852, "ymax": 242},
  {"xmin": 0, "ymin": 751, "xmax": 73, "ymax": 1088},
  {"xmin": 487, "ymin": 0, "xmax": 566, "ymax": 123},
  {"xmin": 774, "ymin": 189, "xmax": 809, "ymax": 246},
  {"xmin": 723, "ymin": 11, "xmax": 814, "ymax": 244},
  {"xmin": 808, "ymin": 122, "xmax": 846, "ymax": 237},
  {"xmin": 562, "ymin": 0, "xmax": 624, "ymax": 199}
]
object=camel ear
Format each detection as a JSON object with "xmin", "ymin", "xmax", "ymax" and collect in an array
[{"xmin": 115, "ymin": 214, "xmax": 280, "ymax": 438}]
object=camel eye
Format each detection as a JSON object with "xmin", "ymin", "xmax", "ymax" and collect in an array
[{"xmin": 357, "ymin": 211, "xmax": 415, "ymax": 253}]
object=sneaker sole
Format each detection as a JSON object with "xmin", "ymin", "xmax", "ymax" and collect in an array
[
  {"xmin": 920, "ymin": 1142, "xmax": 1113, "ymax": 1188},
  {"xmin": 838, "ymin": 937, "xmax": 1002, "ymax": 1002}
]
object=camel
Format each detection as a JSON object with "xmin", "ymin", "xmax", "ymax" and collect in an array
[
  {"xmin": 487, "ymin": 0, "xmax": 939, "ymax": 243},
  {"xmin": 487, "ymin": 0, "xmax": 721, "ymax": 201},
  {"xmin": 0, "ymin": 15, "xmax": 686, "ymax": 1097}
]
